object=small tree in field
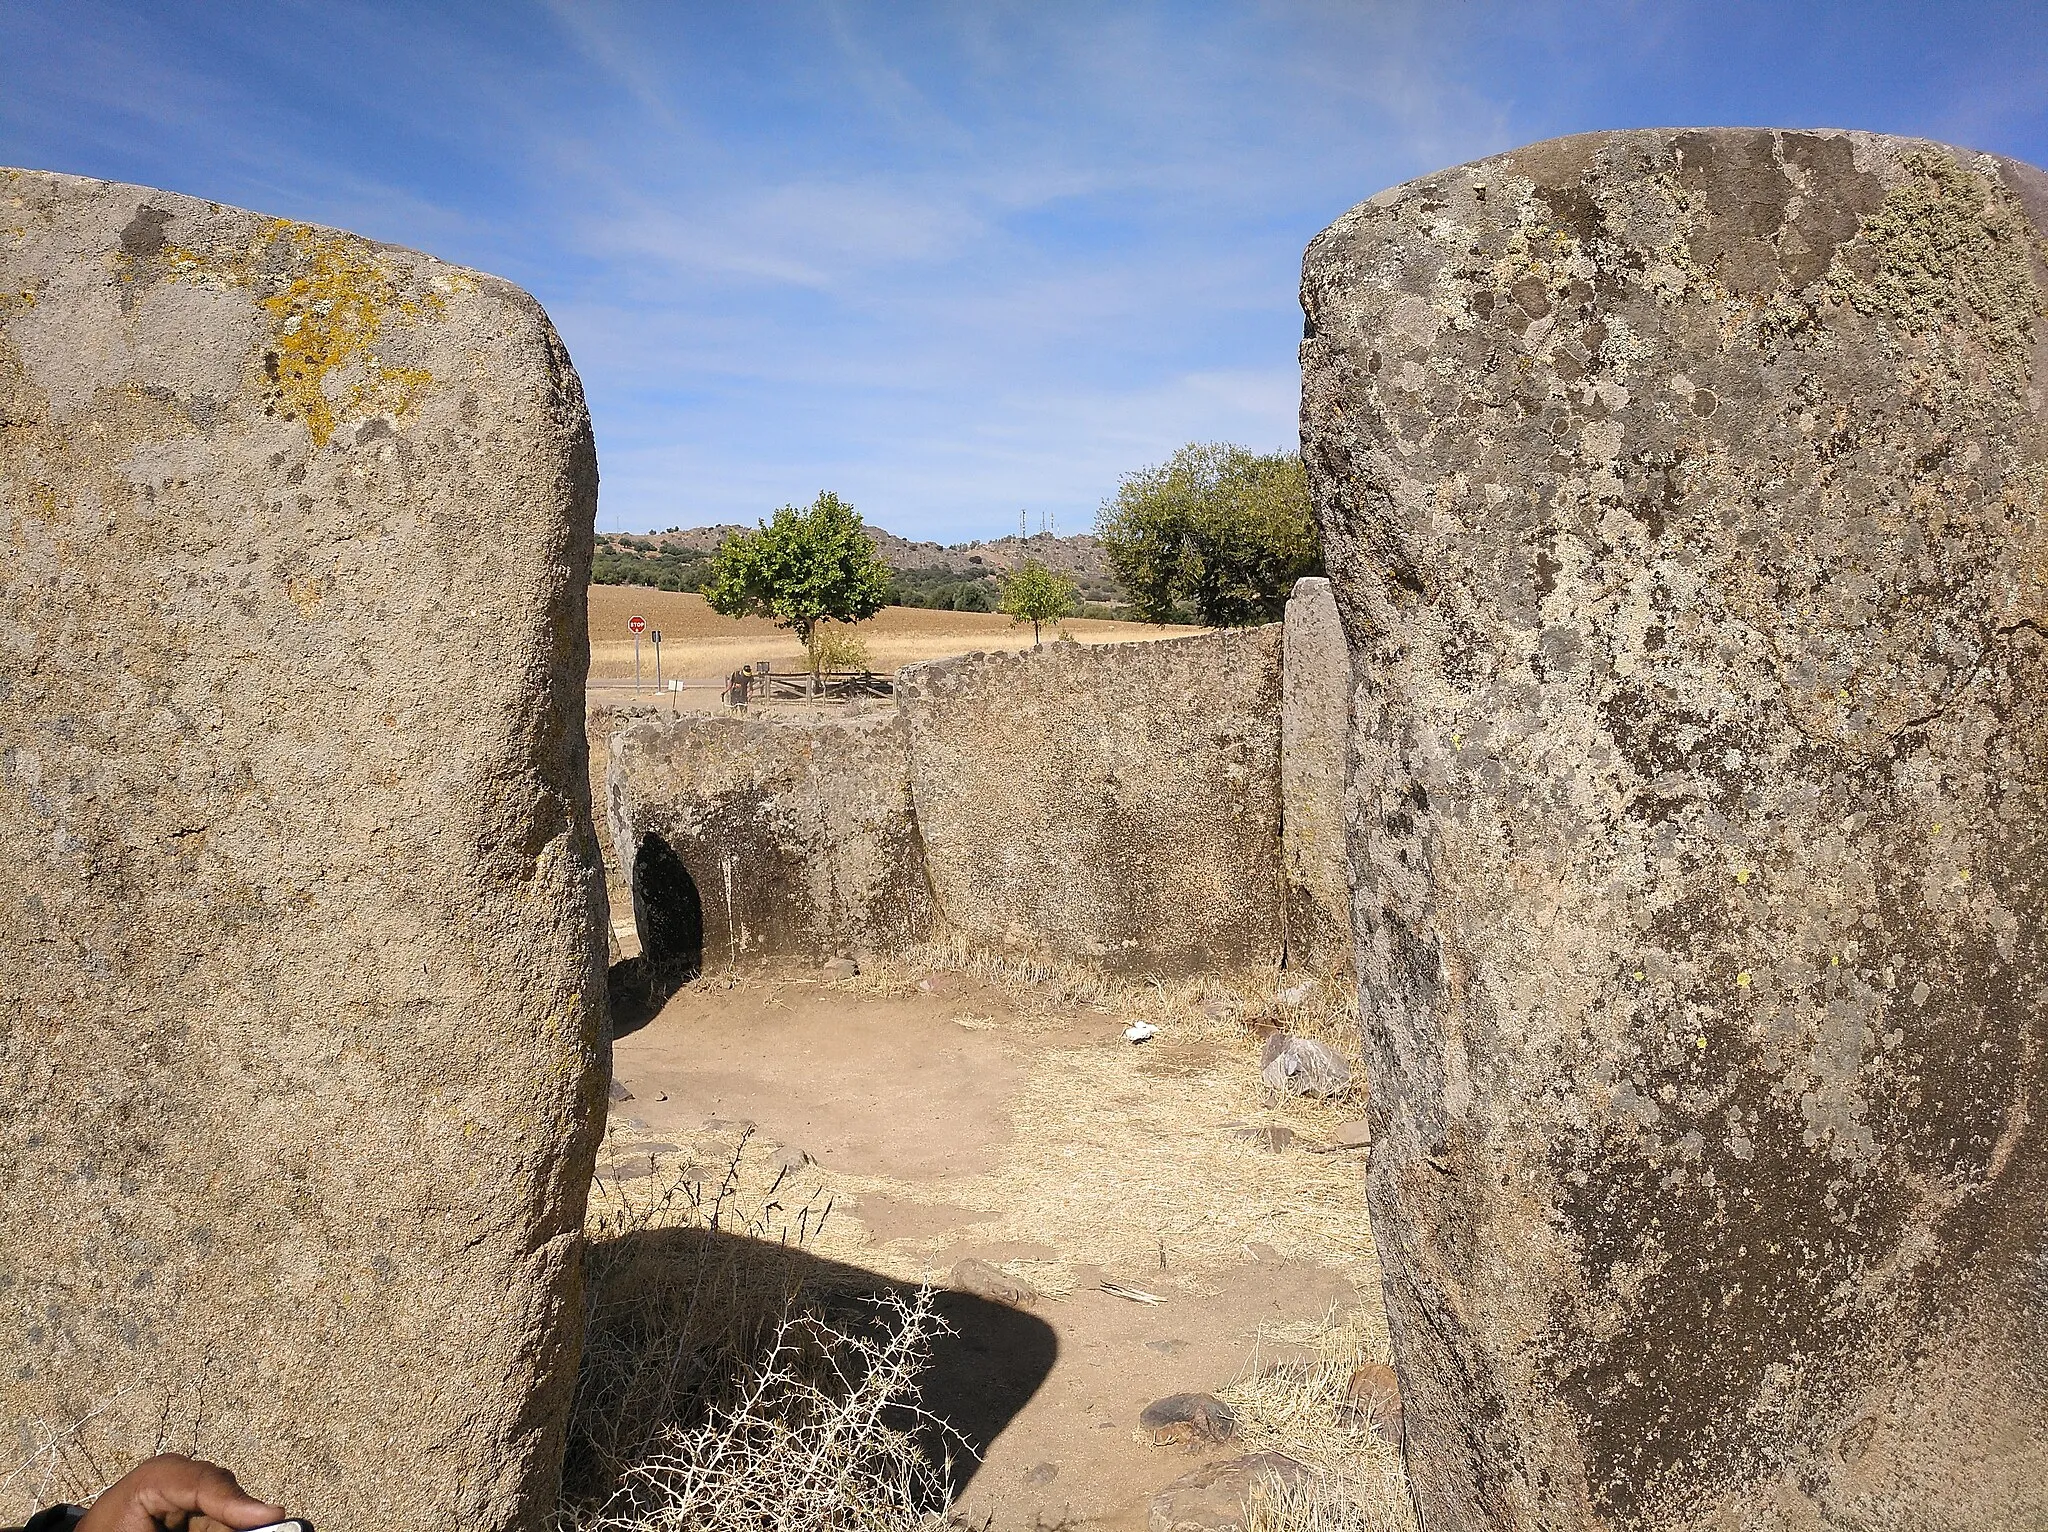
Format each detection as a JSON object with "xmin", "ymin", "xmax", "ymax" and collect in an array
[
  {"xmin": 1097, "ymin": 442, "xmax": 1319, "ymax": 626},
  {"xmin": 704, "ymin": 491, "xmax": 892, "ymax": 677},
  {"xmin": 999, "ymin": 560, "xmax": 1079, "ymax": 648}
]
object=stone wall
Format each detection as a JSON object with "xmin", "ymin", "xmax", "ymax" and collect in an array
[
  {"xmin": 1303, "ymin": 129, "xmax": 2048, "ymax": 1531},
  {"xmin": 1280, "ymin": 578, "xmax": 1353, "ymax": 983},
  {"xmin": 0, "ymin": 171, "xmax": 604, "ymax": 1532},
  {"xmin": 900, "ymin": 628, "xmax": 1285, "ymax": 977},
  {"xmin": 607, "ymin": 709, "xmax": 932, "ymax": 972}
]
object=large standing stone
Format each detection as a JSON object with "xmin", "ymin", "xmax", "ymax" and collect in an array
[
  {"xmin": 1280, "ymin": 577, "xmax": 1354, "ymax": 981},
  {"xmin": 1301, "ymin": 130, "xmax": 2048, "ymax": 1530},
  {"xmin": 900, "ymin": 629, "xmax": 1283, "ymax": 977},
  {"xmin": 0, "ymin": 171, "xmax": 605, "ymax": 1532},
  {"xmin": 606, "ymin": 710, "xmax": 932, "ymax": 973}
]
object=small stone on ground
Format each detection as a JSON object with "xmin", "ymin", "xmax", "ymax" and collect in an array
[
  {"xmin": 1258, "ymin": 1034, "xmax": 1352, "ymax": 1097},
  {"xmin": 1149, "ymin": 1452, "xmax": 1311, "ymax": 1532},
  {"xmin": 951, "ymin": 1257, "xmax": 1036, "ymax": 1306},
  {"xmin": 1140, "ymin": 1392, "xmax": 1239, "ymax": 1446}
]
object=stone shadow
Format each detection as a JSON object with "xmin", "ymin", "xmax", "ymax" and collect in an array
[{"xmin": 565, "ymin": 1220, "xmax": 1057, "ymax": 1509}]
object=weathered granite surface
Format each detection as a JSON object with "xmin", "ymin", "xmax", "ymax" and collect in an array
[
  {"xmin": 0, "ymin": 170, "xmax": 605, "ymax": 1532},
  {"xmin": 901, "ymin": 629, "xmax": 1285, "ymax": 977},
  {"xmin": 607, "ymin": 709, "xmax": 932, "ymax": 972},
  {"xmin": 1280, "ymin": 577, "xmax": 1354, "ymax": 981},
  {"xmin": 1302, "ymin": 130, "xmax": 2048, "ymax": 1530}
]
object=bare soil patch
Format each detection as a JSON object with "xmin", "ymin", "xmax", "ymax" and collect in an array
[{"xmin": 597, "ymin": 958, "xmax": 1411, "ymax": 1532}]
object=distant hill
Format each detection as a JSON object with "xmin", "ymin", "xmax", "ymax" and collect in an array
[
  {"xmin": 594, "ymin": 524, "xmax": 1125, "ymax": 610},
  {"xmin": 642, "ymin": 524, "xmax": 1111, "ymax": 581}
]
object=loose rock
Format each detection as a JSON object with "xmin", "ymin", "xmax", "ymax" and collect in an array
[
  {"xmin": 950, "ymin": 1258, "xmax": 1036, "ymax": 1307},
  {"xmin": 1257, "ymin": 1034, "xmax": 1352, "ymax": 1097},
  {"xmin": 1140, "ymin": 1392, "xmax": 1239, "ymax": 1446},
  {"xmin": 1148, "ymin": 1453, "xmax": 1310, "ymax": 1532}
]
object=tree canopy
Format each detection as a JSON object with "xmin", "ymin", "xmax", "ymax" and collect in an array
[
  {"xmin": 998, "ymin": 560, "xmax": 1080, "ymax": 647},
  {"xmin": 1096, "ymin": 443, "xmax": 1319, "ymax": 626},
  {"xmin": 703, "ymin": 491, "xmax": 892, "ymax": 651}
]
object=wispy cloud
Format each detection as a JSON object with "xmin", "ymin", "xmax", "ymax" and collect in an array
[{"xmin": 6, "ymin": 0, "xmax": 2046, "ymax": 537}]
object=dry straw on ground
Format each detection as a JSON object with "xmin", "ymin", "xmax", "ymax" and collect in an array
[{"xmin": 1222, "ymin": 1308, "xmax": 1419, "ymax": 1532}]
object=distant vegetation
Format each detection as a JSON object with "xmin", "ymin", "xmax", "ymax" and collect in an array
[
  {"xmin": 702, "ymin": 492, "xmax": 893, "ymax": 677},
  {"xmin": 999, "ymin": 561, "xmax": 1081, "ymax": 647},
  {"xmin": 1098, "ymin": 442, "xmax": 1320, "ymax": 626},
  {"xmin": 592, "ymin": 536, "xmax": 714, "ymax": 592}
]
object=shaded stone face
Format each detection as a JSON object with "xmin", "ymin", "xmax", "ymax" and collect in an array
[
  {"xmin": 1300, "ymin": 130, "xmax": 2048, "ymax": 1530},
  {"xmin": 0, "ymin": 171, "xmax": 605, "ymax": 1532},
  {"xmin": 900, "ymin": 629, "xmax": 1284, "ymax": 978}
]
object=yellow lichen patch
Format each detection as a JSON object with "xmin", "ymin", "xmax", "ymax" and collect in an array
[
  {"xmin": 254, "ymin": 221, "xmax": 442, "ymax": 446},
  {"xmin": 145, "ymin": 220, "xmax": 445, "ymax": 447},
  {"xmin": 346, "ymin": 362, "xmax": 434, "ymax": 422}
]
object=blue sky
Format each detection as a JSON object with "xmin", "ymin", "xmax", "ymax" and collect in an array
[{"xmin": 5, "ymin": 2, "xmax": 2046, "ymax": 540}]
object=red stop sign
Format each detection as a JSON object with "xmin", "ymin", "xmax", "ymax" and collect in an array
[{"xmin": 628, "ymin": 614, "xmax": 647, "ymax": 635}]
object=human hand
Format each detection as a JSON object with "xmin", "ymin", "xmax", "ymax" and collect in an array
[{"xmin": 75, "ymin": 1455, "xmax": 286, "ymax": 1532}]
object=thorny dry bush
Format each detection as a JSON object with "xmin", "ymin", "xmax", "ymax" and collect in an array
[{"xmin": 559, "ymin": 1143, "xmax": 966, "ymax": 1532}]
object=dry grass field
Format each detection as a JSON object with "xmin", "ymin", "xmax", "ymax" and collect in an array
[{"xmin": 586, "ymin": 586, "xmax": 1203, "ymax": 682}]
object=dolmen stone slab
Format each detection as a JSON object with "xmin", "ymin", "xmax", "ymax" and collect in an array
[
  {"xmin": 1301, "ymin": 130, "xmax": 2048, "ymax": 1530},
  {"xmin": 900, "ymin": 628, "xmax": 1284, "ymax": 977},
  {"xmin": 0, "ymin": 170, "xmax": 605, "ymax": 1532},
  {"xmin": 606, "ymin": 710, "xmax": 932, "ymax": 974},
  {"xmin": 1280, "ymin": 576, "xmax": 1354, "ymax": 982}
]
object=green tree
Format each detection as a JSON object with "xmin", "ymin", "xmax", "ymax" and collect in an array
[
  {"xmin": 704, "ymin": 491, "xmax": 892, "ymax": 674},
  {"xmin": 1096, "ymin": 443, "xmax": 1319, "ymax": 626},
  {"xmin": 999, "ymin": 560, "xmax": 1080, "ymax": 647}
]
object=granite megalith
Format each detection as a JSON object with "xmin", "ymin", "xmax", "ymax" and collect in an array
[
  {"xmin": 1280, "ymin": 576, "xmax": 1354, "ymax": 982},
  {"xmin": 899, "ymin": 628, "xmax": 1284, "ymax": 978},
  {"xmin": 1301, "ymin": 131, "xmax": 2048, "ymax": 1529},
  {"xmin": 1, "ymin": 170, "xmax": 605, "ymax": 1531}
]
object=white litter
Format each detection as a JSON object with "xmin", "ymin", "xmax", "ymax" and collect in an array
[{"xmin": 1124, "ymin": 1022, "xmax": 1158, "ymax": 1043}]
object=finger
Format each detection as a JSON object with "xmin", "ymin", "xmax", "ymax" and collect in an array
[
  {"xmin": 186, "ymin": 1462, "xmax": 285, "ymax": 1530},
  {"xmin": 134, "ymin": 1458, "xmax": 285, "ymax": 1531}
]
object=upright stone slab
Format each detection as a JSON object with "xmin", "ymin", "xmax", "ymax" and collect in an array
[
  {"xmin": 901, "ymin": 630, "xmax": 1284, "ymax": 977},
  {"xmin": 1280, "ymin": 577, "xmax": 1354, "ymax": 982},
  {"xmin": 1301, "ymin": 131, "xmax": 2048, "ymax": 1530},
  {"xmin": 607, "ymin": 709, "xmax": 933, "ymax": 973},
  {"xmin": 0, "ymin": 171, "xmax": 605, "ymax": 1532}
]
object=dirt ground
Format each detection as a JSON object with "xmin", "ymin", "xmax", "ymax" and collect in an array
[
  {"xmin": 598, "ymin": 958, "xmax": 1410, "ymax": 1531},
  {"xmin": 585, "ymin": 587, "xmax": 1202, "ymax": 687}
]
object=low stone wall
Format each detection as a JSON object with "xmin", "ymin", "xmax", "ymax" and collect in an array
[
  {"xmin": 900, "ymin": 628, "xmax": 1285, "ymax": 977},
  {"xmin": 606, "ymin": 609, "xmax": 1352, "ymax": 983},
  {"xmin": 608, "ymin": 709, "xmax": 932, "ymax": 971}
]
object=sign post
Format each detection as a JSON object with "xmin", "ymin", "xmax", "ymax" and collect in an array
[
  {"xmin": 629, "ymin": 614, "xmax": 646, "ymax": 692},
  {"xmin": 652, "ymin": 629, "xmax": 664, "ymax": 695}
]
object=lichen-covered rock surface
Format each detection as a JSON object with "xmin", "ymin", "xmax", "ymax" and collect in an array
[
  {"xmin": 607, "ymin": 709, "xmax": 932, "ymax": 971},
  {"xmin": 0, "ymin": 170, "xmax": 605, "ymax": 1532},
  {"xmin": 1301, "ymin": 130, "xmax": 2048, "ymax": 1530},
  {"xmin": 901, "ymin": 629, "xmax": 1284, "ymax": 977}
]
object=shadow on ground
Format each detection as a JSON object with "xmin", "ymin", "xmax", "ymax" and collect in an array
[{"xmin": 565, "ymin": 1221, "xmax": 1057, "ymax": 1511}]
